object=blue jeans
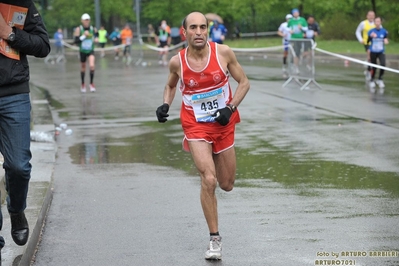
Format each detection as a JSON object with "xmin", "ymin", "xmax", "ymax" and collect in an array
[{"xmin": 0, "ymin": 93, "xmax": 32, "ymax": 247}]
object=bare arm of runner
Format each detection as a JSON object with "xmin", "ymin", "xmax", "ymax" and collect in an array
[
  {"xmin": 163, "ymin": 55, "xmax": 180, "ymax": 105},
  {"xmin": 219, "ymin": 45, "xmax": 250, "ymax": 108},
  {"xmin": 156, "ymin": 55, "xmax": 180, "ymax": 123}
]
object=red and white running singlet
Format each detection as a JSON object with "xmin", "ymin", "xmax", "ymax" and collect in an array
[{"xmin": 178, "ymin": 41, "xmax": 240, "ymax": 134}]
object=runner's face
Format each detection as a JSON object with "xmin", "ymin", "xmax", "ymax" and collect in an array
[
  {"xmin": 185, "ymin": 14, "xmax": 208, "ymax": 49},
  {"xmin": 375, "ymin": 18, "xmax": 381, "ymax": 28},
  {"xmin": 367, "ymin": 12, "xmax": 375, "ymax": 21},
  {"xmin": 82, "ymin": 19, "xmax": 90, "ymax": 28}
]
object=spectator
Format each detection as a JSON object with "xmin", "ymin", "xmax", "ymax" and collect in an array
[
  {"xmin": 54, "ymin": 28, "xmax": 64, "ymax": 55},
  {"xmin": 303, "ymin": 15, "xmax": 320, "ymax": 71},
  {"xmin": 0, "ymin": 0, "xmax": 50, "ymax": 252},
  {"xmin": 287, "ymin": 8, "xmax": 308, "ymax": 74}
]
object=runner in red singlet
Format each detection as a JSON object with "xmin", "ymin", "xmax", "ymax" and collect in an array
[{"xmin": 156, "ymin": 11, "xmax": 250, "ymax": 261}]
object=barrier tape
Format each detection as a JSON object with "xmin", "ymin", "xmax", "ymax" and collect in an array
[
  {"xmin": 62, "ymin": 41, "xmax": 127, "ymax": 51},
  {"xmin": 56, "ymin": 38, "xmax": 399, "ymax": 75},
  {"xmin": 230, "ymin": 45, "xmax": 285, "ymax": 52},
  {"xmin": 141, "ymin": 41, "xmax": 186, "ymax": 52},
  {"xmin": 315, "ymin": 47, "xmax": 399, "ymax": 74}
]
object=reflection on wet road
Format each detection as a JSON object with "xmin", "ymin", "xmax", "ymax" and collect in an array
[{"xmin": 67, "ymin": 119, "xmax": 399, "ymax": 197}]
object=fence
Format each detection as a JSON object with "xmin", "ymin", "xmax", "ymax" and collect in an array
[{"xmin": 283, "ymin": 38, "xmax": 322, "ymax": 91}]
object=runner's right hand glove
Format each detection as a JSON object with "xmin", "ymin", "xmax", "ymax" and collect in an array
[
  {"xmin": 156, "ymin": 103, "xmax": 169, "ymax": 123},
  {"xmin": 212, "ymin": 106, "xmax": 232, "ymax": 126}
]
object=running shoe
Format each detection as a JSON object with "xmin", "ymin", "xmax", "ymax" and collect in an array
[
  {"xmin": 364, "ymin": 70, "xmax": 371, "ymax": 81},
  {"xmin": 378, "ymin": 87, "xmax": 384, "ymax": 95},
  {"xmin": 81, "ymin": 84, "xmax": 86, "ymax": 93},
  {"xmin": 376, "ymin": 79, "xmax": 385, "ymax": 88},
  {"xmin": 293, "ymin": 66, "xmax": 300, "ymax": 75},
  {"xmin": 90, "ymin": 84, "xmax": 96, "ymax": 92},
  {"xmin": 205, "ymin": 235, "xmax": 222, "ymax": 260},
  {"xmin": 369, "ymin": 80, "xmax": 376, "ymax": 93},
  {"xmin": 282, "ymin": 67, "xmax": 288, "ymax": 78}
]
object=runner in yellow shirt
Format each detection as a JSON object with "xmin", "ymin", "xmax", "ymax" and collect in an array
[
  {"xmin": 355, "ymin": 10, "xmax": 375, "ymax": 81},
  {"xmin": 98, "ymin": 26, "xmax": 108, "ymax": 57}
]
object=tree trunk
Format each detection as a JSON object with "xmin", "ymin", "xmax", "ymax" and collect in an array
[{"xmin": 371, "ymin": 0, "xmax": 377, "ymax": 14}]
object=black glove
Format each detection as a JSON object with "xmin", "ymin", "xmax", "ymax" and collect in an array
[
  {"xmin": 156, "ymin": 103, "xmax": 170, "ymax": 123},
  {"xmin": 212, "ymin": 106, "xmax": 232, "ymax": 126}
]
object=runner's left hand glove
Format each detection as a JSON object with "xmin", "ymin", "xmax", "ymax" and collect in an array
[
  {"xmin": 212, "ymin": 107, "xmax": 232, "ymax": 126},
  {"xmin": 156, "ymin": 103, "xmax": 169, "ymax": 123}
]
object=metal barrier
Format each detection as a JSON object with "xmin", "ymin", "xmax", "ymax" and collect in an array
[
  {"xmin": 44, "ymin": 39, "xmax": 67, "ymax": 64},
  {"xmin": 283, "ymin": 38, "xmax": 321, "ymax": 90}
]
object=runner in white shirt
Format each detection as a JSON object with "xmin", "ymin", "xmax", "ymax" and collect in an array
[{"xmin": 278, "ymin": 14, "xmax": 292, "ymax": 78}]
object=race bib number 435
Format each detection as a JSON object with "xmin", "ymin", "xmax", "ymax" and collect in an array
[{"xmin": 192, "ymin": 87, "xmax": 226, "ymax": 122}]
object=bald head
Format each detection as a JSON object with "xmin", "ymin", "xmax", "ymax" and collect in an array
[{"xmin": 182, "ymin": 11, "xmax": 208, "ymax": 30}]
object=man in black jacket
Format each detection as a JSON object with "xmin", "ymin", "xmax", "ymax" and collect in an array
[{"xmin": 0, "ymin": 0, "xmax": 50, "ymax": 255}]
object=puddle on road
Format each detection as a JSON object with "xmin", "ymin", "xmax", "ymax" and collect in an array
[{"xmin": 68, "ymin": 121, "xmax": 399, "ymax": 197}]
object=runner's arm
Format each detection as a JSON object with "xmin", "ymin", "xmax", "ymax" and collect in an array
[
  {"xmin": 167, "ymin": 34, "xmax": 171, "ymax": 46},
  {"xmin": 222, "ymin": 46, "xmax": 250, "ymax": 108},
  {"xmin": 277, "ymin": 24, "xmax": 284, "ymax": 37},
  {"xmin": 301, "ymin": 19, "xmax": 308, "ymax": 32},
  {"xmin": 94, "ymin": 27, "xmax": 99, "ymax": 42},
  {"xmin": 163, "ymin": 55, "xmax": 180, "ymax": 105},
  {"xmin": 74, "ymin": 27, "xmax": 81, "ymax": 44},
  {"xmin": 384, "ymin": 32, "xmax": 389, "ymax": 44},
  {"xmin": 355, "ymin": 21, "xmax": 364, "ymax": 43}
]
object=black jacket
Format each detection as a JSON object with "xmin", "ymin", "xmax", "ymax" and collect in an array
[{"xmin": 0, "ymin": 0, "xmax": 50, "ymax": 97}]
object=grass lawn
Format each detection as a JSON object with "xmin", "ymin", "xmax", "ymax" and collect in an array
[{"xmin": 224, "ymin": 37, "xmax": 399, "ymax": 55}]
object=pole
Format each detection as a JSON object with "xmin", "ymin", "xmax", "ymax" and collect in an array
[
  {"xmin": 95, "ymin": 0, "xmax": 101, "ymax": 29},
  {"xmin": 134, "ymin": 0, "xmax": 143, "ymax": 65},
  {"xmin": 135, "ymin": 0, "xmax": 141, "ymax": 39}
]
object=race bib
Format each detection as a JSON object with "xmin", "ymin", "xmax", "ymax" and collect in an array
[
  {"xmin": 372, "ymin": 39, "xmax": 383, "ymax": 51},
  {"xmin": 212, "ymin": 29, "xmax": 222, "ymax": 40},
  {"xmin": 293, "ymin": 25, "xmax": 301, "ymax": 34},
  {"xmin": 82, "ymin": 39, "xmax": 93, "ymax": 50},
  {"xmin": 191, "ymin": 87, "xmax": 226, "ymax": 122},
  {"xmin": 126, "ymin": 38, "xmax": 132, "ymax": 45}
]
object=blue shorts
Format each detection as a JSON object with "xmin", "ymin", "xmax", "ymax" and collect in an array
[{"xmin": 283, "ymin": 39, "xmax": 290, "ymax": 51}]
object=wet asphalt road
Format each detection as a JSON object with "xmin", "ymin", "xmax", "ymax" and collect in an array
[{"xmin": 28, "ymin": 49, "xmax": 399, "ymax": 266}]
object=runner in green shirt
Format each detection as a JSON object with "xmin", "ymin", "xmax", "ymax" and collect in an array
[
  {"xmin": 74, "ymin": 13, "xmax": 99, "ymax": 93},
  {"xmin": 287, "ymin": 8, "xmax": 308, "ymax": 73}
]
